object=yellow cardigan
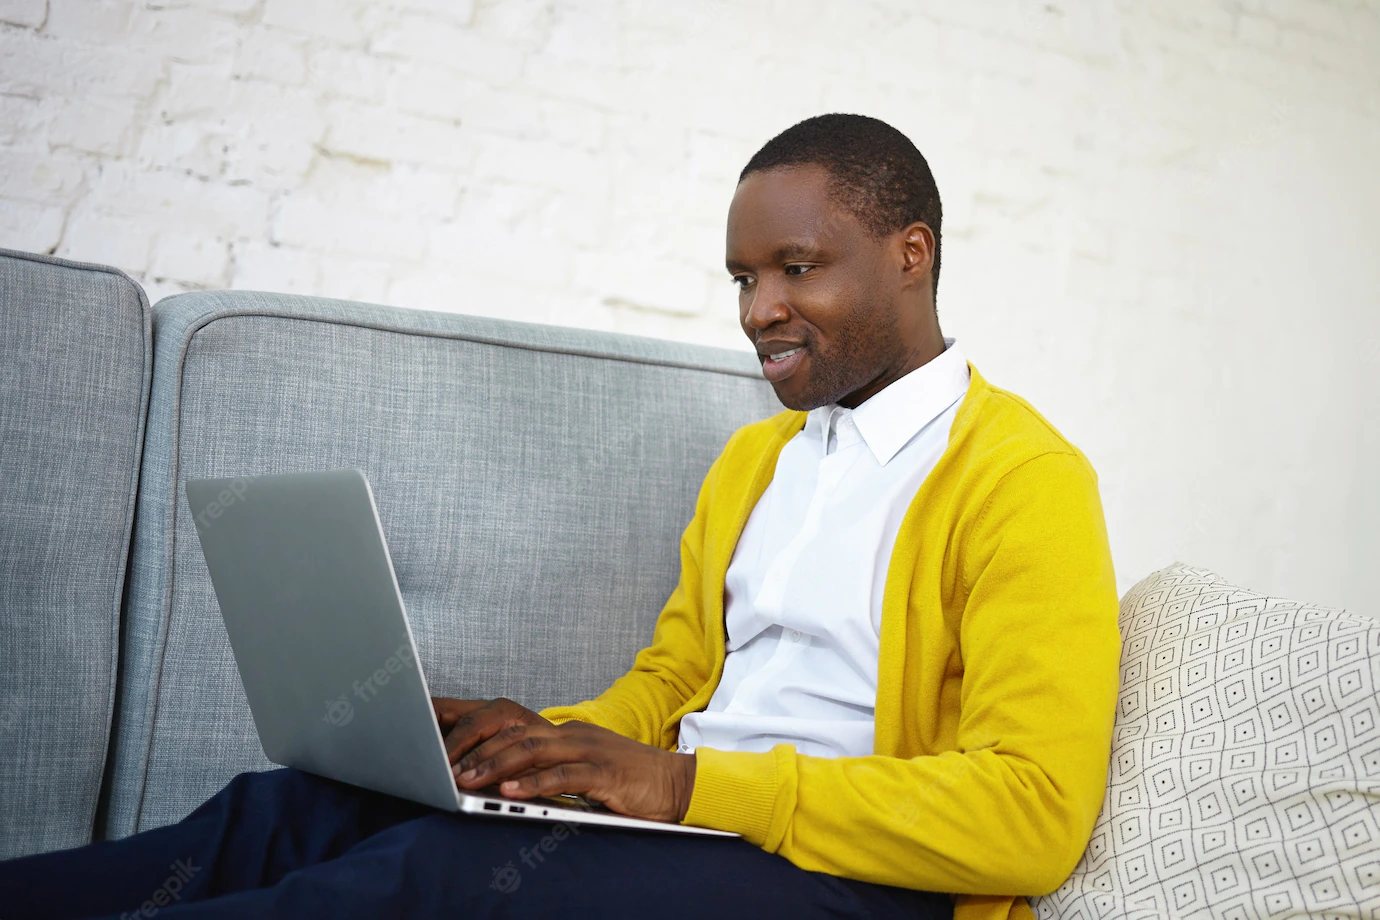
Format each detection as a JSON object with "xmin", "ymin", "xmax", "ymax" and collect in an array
[{"xmin": 542, "ymin": 362, "xmax": 1121, "ymax": 920}]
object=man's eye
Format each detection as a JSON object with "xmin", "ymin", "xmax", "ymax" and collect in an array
[
  {"xmin": 731, "ymin": 275, "xmax": 754, "ymax": 290},
  {"xmin": 784, "ymin": 264, "xmax": 814, "ymax": 276}
]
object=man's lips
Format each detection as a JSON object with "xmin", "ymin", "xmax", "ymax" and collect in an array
[{"xmin": 759, "ymin": 345, "xmax": 806, "ymax": 383}]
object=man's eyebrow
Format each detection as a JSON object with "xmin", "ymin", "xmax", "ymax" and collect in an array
[
  {"xmin": 725, "ymin": 240, "xmax": 821, "ymax": 272},
  {"xmin": 773, "ymin": 240, "xmax": 821, "ymax": 260}
]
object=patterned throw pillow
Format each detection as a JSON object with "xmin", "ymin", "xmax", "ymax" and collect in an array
[{"xmin": 1033, "ymin": 563, "xmax": 1380, "ymax": 919}]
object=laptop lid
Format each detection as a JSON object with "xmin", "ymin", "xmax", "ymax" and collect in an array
[{"xmin": 185, "ymin": 469, "xmax": 459, "ymax": 812}]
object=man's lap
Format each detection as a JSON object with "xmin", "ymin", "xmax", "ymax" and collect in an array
[{"xmin": 0, "ymin": 769, "xmax": 950, "ymax": 920}]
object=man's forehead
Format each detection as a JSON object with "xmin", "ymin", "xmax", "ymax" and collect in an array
[
  {"xmin": 729, "ymin": 165, "xmax": 832, "ymax": 220},
  {"xmin": 727, "ymin": 166, "xmax": 857, "ymax": 256}
]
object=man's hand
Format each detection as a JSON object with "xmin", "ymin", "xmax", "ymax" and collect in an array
[
  {"xmin": 431, "ymin": 696, "xmax": 552, "ymax": 768},
  {"xmin": 451, "ymin": 716, "xmax": 697, "ymax": 823}
]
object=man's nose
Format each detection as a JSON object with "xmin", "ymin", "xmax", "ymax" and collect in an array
[{"xmin": 742, "ymin": 280, "xmax": 790, "ymax": 330}]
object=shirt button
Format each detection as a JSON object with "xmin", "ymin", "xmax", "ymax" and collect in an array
[{"xmin": 791, "ymin": 630, "xmax": 803, "ymax": 642}]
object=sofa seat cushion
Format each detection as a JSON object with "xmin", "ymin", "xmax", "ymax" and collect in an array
[
  {"xmin": 0, "ymin": 249, "xmax": 151, "ymax": 857},
  {"xmin": 1034, "ymin": 563, "xmax": 1380, "ymax": 918}
]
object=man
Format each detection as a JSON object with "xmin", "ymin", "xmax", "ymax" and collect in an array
[{"xmin": 0, "ymin": 114, "xmax": 1119, "ymax": 920}]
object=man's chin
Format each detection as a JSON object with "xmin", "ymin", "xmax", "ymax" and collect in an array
[{"xmin": 769, "ymin": 380, "xmax": 829, "ymax": 412}]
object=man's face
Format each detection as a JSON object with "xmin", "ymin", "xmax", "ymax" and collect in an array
[{"xmin": 726, "ymin": 165, "xmax": 927, "ymax": 411}]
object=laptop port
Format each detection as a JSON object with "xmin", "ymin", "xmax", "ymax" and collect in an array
[
  {"xmin": 483, "ymin": 802, "xmax": 501, "ymax": 812},
  {"xmin": 509, "ymin": 805, "xmax": 526, "ymax": 814}
]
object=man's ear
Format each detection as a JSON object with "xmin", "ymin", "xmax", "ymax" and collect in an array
[{"xmin": 898, "ymin": 222, "xmax": 936, "ymax": 281}]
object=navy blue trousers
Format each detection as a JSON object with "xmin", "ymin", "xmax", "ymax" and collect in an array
[{"xmin": 0, "ymin": 769, "xmax": 951, "ymax": 919}]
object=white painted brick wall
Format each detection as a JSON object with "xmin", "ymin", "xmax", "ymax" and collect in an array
[{"xmin": 1, "ymin": 0, "xmax": 1377, "ymax": 613}]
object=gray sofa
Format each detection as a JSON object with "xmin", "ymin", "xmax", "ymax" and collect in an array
[
  {"xmin": 3, "ymin": 248, "xmax": 1376, "ymax": 917},
  {"xmin": 0, "ymin": 250, "xmax": 150, "ymax": 857},
  {"xmin": 0, "ymin": 247, "xmax": 777, "ymax": 853}
]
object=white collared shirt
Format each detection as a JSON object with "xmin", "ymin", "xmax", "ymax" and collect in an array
[{"xmin": 676, "ymin": 338, "xmax": 970, "ymax": 758}]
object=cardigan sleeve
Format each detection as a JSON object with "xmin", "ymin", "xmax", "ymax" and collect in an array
[
  {"xmin": 539, "ymin": 448, "xmax": 724, "ymax": 750},
  {"xmin": 682, "ymin": 450, "xmax": 1121, "ymax": 895}
]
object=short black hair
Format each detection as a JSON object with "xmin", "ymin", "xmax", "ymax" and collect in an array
[{"xmin": 740, "ymin": 113, "xmax": 943, "ymax": 296}]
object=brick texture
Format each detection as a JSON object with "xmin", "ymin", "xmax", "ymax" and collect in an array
[{"xmin": 0, "ymin": 0, "xmax": 1377, "ymax": 612}]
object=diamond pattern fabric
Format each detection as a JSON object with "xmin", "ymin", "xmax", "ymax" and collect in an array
[{"xmin": 1033, "ymin": 563, "xmax": 1380, "ymax": 919}]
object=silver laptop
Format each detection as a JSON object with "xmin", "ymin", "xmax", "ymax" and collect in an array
[{"xmin": 185, "ymin": 468, "xmax": 734, "ymax": 838}]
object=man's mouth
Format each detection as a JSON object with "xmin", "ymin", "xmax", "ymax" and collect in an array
[{"xmin": 760, "ymin": 346, "xmax": 806, "ymax": 383}]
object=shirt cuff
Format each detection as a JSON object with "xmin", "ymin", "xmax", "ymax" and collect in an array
[{"xmin": 681, "ymin": 745, "xmax": 797, "ymax": 849}]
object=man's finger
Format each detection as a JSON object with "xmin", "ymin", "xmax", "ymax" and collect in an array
[
  {"xmin": 456, "ymin": 717, "xmax": 589, "ymax": 775},
  {"xmin": 455, "ymin": 728, "xmax": 585, "ymax": 789},
  {"xmin": 455, "ymin": 722, "xmax": 532, "ymax": 775},
  {"xmin": 442, "ymin": 702, "xmax": 517, "ymax": 764},
  {"xmin": 442, "ymin": 697, "xmax": 553, "ymax": 765},
  {"xmin": 500, "ymin": 762, "xmax": 599, "ymax": 800},
  {"xmin": 431, "ymin": 697, "xmax": 487, "ymax": 731}
]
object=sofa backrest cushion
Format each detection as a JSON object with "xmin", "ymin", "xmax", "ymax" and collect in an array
[
  {"xmin": 0, "ymin": 249, "xmax": 151, "ymax": 857},
  {"xmin": 103, "ymin": 291, "xmax": 780, "ymax": 837},
  {"xmin": 1033, "ymin": 563, "xmax": 1380, "ymax": 919}
]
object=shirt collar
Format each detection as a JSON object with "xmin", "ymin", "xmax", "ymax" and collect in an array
[{"xmin": 805, "ymin": 337, "xmax": 970, "ymax": 466}]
